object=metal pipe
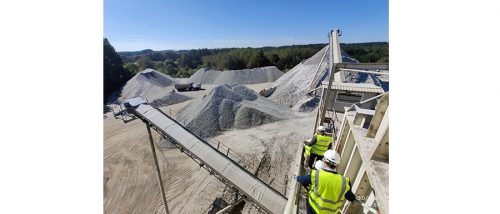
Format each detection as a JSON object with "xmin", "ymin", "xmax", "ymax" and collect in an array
[
  {"xmin": 146, "ymin": 123, "xmax": 170, "ymax": 214},
  {"xmin": 345, "ymin": 92, "xmax": 388, "ymax": 112},
  {"xmin": 215, "ymin": 199, "xmax": 245, "ymax": 214},
  {"xmin": 110, "ymin": 105, "xmax": 116, "ymax": 116},
  {"xmin": 335, "ymin": 63, "xmax": 389, "ymax": 70},
  {"xmin": 119, "ymin": 103, "xmax": 124, "ymax": 120}
]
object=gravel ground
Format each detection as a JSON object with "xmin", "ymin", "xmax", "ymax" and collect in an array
[{"xmin": 176, "ymin": 84, "xmax": 294, "ymax": 138}]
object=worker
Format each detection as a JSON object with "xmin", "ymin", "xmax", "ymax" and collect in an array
[
  {"xmin": 295, "ymin": 150, "xmax": 355, "ymax": 214},
  {"xmin": 302, "ymin": 126, "xmax": 332, "ymax": 169}
]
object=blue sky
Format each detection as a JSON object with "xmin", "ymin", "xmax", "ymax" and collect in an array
[{"xmin": 104, "ymin": 0, "xmax": 388, "ymax": 51}]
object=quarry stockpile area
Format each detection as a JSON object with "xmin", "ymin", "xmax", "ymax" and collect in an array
[
  {"xmin": 104, "ymin": 45, "xmax": 385, "ymax": 214},
  {"xmin": 177, "ymin": 84, "xmax": 295, "ymax": 138}
]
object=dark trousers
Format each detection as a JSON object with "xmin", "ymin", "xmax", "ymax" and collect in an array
[
  {"xmin": 306, "ymin": 201, "xmax": 317, "ymax": 214},
  {"xmin": 307, "ymin": 153, "xmax": 323, "ymax": 169}
]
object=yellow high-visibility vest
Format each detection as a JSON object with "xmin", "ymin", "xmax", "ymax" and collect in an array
[
  {"xmin": 304, "ymin": 139, "xmax": 312, "ymax": 157},
  {"xmin": 308, "ymin": 169, "xmax": 350, "ymax": 214},
  {"xmin": 310, "ymin": 135, "xmax": 331, "ymax": 156}
]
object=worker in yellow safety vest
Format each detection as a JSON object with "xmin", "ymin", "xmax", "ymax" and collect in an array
[
  {"xmin": 302, "ymin": 126, "xmax": 332, "ymax": 169},
  {"xmin": 303, "ymin": 140, "xmax": 312, "ymax": 166},
  {"xmin": 295, "ymin": 150, "xmax": 355, "ymax": 214}
]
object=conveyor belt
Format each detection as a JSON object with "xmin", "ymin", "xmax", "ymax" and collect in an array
[{"xmin": 128, "ymin": 100, "xmax": 287, "ymax": 214}]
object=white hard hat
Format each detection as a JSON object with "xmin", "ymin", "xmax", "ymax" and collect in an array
[
  {"xmin": 317, "ymin": 126, "xmax": 325, "ymax": 132},
  {"xmin": 314, "ymin": 160, "xmax": 324, "ymax": 170},
  {"xmin": 323, "ymin": 150, "xmax": 341, "ymax": 166}
]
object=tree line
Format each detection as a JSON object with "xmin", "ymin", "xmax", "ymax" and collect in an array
[
  {"xmin": 118, "ymin": 45, "xmax": 325, "ymax": 77},
  {"xmin": 340, "ymin": 42, "xmax": 389, "ymax": 63},
  {"xmin": 104, "ymin": 38, "xmax": 388, "ymax": 103},
  {"xmin": 118, "ymin": 42, "xmax": 388, "ymax": 78}
]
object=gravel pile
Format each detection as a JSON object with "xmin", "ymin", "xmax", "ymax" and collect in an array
[
  {"xmin": 213, "ymin": 66, "xmax": 284, "ymax": 85},
  {"xmin": 119, "ymin": 68, "xmax": 192, "ymax": 106},
  {"xmin": 177, "ymin": 84, "xmax": 294, "ymax": 138},
  {"xmin": 188, "ymin": 68, "xmax": 222, "ymax": 84},
  {"xmin": 267, "ymin": 45, "xmax": 370, "ymax": 111},
  {"xmin": 136, "ymin": 68, "xmax": 178, "ymax": 86},
  {"xmin": 340, "ymin": 49, "xmax": 389, "ymax": 91},
  {"xmin": 291, "ymin": 96, "xmax": 320, "ymax": 112},
  {"xmin": 343, "ymin": 71, "xmax": 389, "ymax": 92},
  {"xmin": 267, "ymin": 46, "xmax": 330, "ymax": 110},
  {"xmin": 188, "ymin": 66, "xmax": 284, "ymax": 85},
  {"xmin": 340, "ymin": 49, "xmax": 361, "ymax": 63}
]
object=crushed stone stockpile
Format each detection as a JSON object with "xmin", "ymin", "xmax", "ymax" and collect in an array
[
  {"xmin": 176, "ymin": 84, "xmax": 294, "ymax": 138},
  {"xmin": 343, "ymin": 71, "xmax": 389, "ymax": 92},
  {"xmin": 267, "ymin": 46, "xmax": 330, "ymax": 111},
  {"xmin": 119, "ymin": 68, "xmax": 192, "ymax": 106},
  {"xmin": 188, "ymin": 66, "xmax": 284, "ymax": 85},
  {"xmin": 339, "ymin": 48, "xmax": 389, "ymax": 91},
  {"xmin": 187, "ymin": 68, "xmax": 222, "ymax": 85},
  {"xmin": 213, "ymin": 66, "xmax": 284, "ymax": 85},
  {"xmin": 340, "ymin": 49, "xmax": 360, "ymax": 63},
  {"xmin": 267, "ymin": 45, "xmax": 362, "ymax": 111}
]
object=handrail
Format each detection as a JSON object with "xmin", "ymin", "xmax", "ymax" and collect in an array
[
  {"xmin": 339, "ymin": 68, "xmax": 389, "ymax": 76},
  {"xmin": 283, "ymin": 135, "xmax": 308, "ymax": 214}
]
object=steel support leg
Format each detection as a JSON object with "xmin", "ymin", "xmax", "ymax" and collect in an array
[{"xmin": 146, "ymin": 123, "xmax": 170, "ymax": 214}]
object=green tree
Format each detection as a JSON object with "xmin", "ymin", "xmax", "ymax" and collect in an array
[
  {"xmin": 103, "ymin": 38, "xmax": 133, "ymax": 103},
  {"xmin": 137, "ymin": 56, "xmax": 156, "ymax": 70},
  {"xmin": 147, "ymin": 52, "xmax": 166, "ymax": 61},
  {"xmin": 124, "ymin": 62, "xmax": 140, "ymax": 74},
  {"xmin": 270, "ymin": 53, "xmax": 280, "ymax": 65},
  {"xmin": 253, "ymin": 50, "xmax": 271, "ymax": 67},
  {"xmin": 165, "ymin": 64, "xmax": 177, "ymax": 76}
]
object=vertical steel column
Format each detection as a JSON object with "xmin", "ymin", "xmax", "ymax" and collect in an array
[
  {"xmin": 146, "ymin": 123, "xmax": 170, "ymax": 214},
  {"xmin": 119, "ymin": 104, "xmax": 124, "ymax": 120},
  {"xmin": 318, "ymin": 29, "xmax": 340, "ymax": 135}
]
